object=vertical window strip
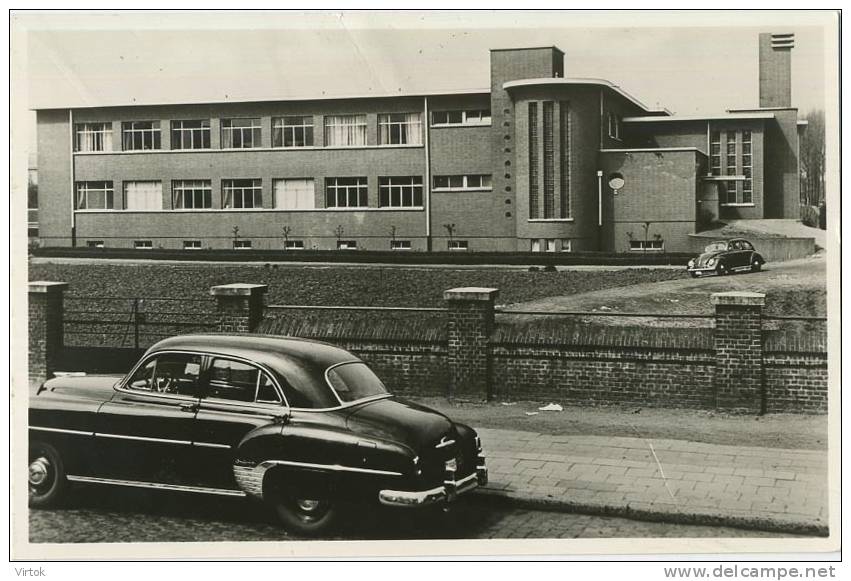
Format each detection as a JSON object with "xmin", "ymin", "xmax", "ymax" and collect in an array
[
  {"xmin": 559, "ymin": 102, "xmax": 571, "ymax": 219},
  {"xmin": 710, "ymin": 131, "xmax": 721, "ymax": 176},
  {"xmin": 741, "ymin": 130, "xmax": 753, "ymax": 204},
  {"xmin": 542, "ymin": 101, "xmax": 555, "ymax": 219},
  {"xmin": 528, "ymin": 102, "xmax": 539, "ymax": 219}
]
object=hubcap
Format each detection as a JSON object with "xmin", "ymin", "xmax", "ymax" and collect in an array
[
  {"xmin": 296, "ymin": 499, "xmax": 322, "ymax": 512},
  {"xmin": 29, "ymin": 457, "xmax": 51, "ymax": 487}
]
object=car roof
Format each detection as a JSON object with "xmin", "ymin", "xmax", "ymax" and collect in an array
[{"xmin": 147, "ymin": 334, "xmax": 361, "ymax": 373}]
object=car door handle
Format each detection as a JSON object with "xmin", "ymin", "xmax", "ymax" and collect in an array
[{"xmin": 179, "ymin": 402, "xmax": 199, "ymax": 413}]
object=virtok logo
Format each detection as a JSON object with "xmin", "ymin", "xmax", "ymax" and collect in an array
[{"xmin": 14, "ymin": 567, "xmax": 46, "ymax": 577}]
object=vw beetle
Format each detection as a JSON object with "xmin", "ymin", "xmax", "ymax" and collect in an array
[
  {"xmin": 686, "ymin": 238, "xmax": 765, "ymax": 277},
  {"xmin": 28, "ymin": 334, "xmax": 488, "ymax": 535}
]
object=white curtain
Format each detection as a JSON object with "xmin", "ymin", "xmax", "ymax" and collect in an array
[
  {"xmin": 78, "ymin": 124, "xmax": 112, "ymax": 152},
  {"xmin": 325, "ymin": 115, "xmax": 366, "ymax": 146},
  {"xmin": 274, "ymin": 179, "xmax": 315, "ymax": 209},
  {"xmin": 124, "ymin": 181, "xmax": 162, "ymax": 210}
]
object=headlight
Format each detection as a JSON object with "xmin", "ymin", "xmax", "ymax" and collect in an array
[
  {"xmin": 687, "ymin": 259, "xmax": 695, "ymax": 267},
  {"xmin": 707, "ymin": 258, "xmax": 717, "ymax": 266}
]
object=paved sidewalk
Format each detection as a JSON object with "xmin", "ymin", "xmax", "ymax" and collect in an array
[{"xmin": 474, "ymin": 428, "xmax": 829, "ymax": 535}]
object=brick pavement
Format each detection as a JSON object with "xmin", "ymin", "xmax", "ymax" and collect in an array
[{"xmin": 475, "ymin": 428, "xmax": 829, "ymax": 535}]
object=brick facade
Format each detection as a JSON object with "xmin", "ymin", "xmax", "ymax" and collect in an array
[
  {"xmin": 711, "ymin": 292, "xmax": 766, "ymax": 412},
  {"xmin": 444, "ymin": 287, "xmax": 499, "ymax": 400},
  {"xmin": 28, "ymin": 281, "xmax": 68, "ymax": 386},
  {"xmin": 210, "ymin": 283, "xmax": 267, "ymax": 333}
]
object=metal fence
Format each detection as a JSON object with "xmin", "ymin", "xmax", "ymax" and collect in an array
[{"xmin": 64, "ymin": 295, "xmax": 218, "ymax": 348}]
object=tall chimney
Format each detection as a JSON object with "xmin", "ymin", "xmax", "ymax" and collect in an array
[{"xmin": 759, "ymin": 32, "xmax": 794, "ymax": 108}]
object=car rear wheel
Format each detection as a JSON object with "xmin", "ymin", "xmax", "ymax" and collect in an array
[
  {"xmin": 28, "ymin": 442, "xmax": 67, "ymax": 508},
  {"xmin": 270, "ymin": 494, "xmax": 338, "ymax": 536},
  {"xmin": 751, "ymin": 257, "xmax": 763, "ymax": 272},
  {"xmin": 715, "ymin": 263, "xmax": 728, "ymax": 276}
]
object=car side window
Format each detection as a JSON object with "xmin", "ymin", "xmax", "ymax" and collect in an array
[
  {"xmin": 207, "ymin": 358, "xmax": 280, "ymax": 404},
  {"xmin": 127, "ymin": 353, "xmax": 202, "ymax": 397},
  {"xmin": 741, "ymin": 241, "xmax": 754, "ymax": 251}
]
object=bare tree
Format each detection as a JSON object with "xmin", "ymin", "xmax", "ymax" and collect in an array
[{"xmin": 800, "ymin": 109, "xmax": 825, "ymax": 206}]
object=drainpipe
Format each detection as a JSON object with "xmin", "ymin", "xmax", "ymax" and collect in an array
[
  {"xmin": 423, "ymin": 96, "xmax": 432, "ymax": 251},
  {"xmin": 69, "ymin": 109, "xmax": 76, "ymax": 247},
  {"xmin": 597, "ymin": 170, "xmax": 604, "ymax": 250}
]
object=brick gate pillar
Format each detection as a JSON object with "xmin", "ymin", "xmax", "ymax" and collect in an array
[
  {"xmin": 444, "ymin": 287, "xmax": 499, "ymax": 400},
  {"xmin": 29, "ymin": 281, "xmax": 69, "ymax": 386},
  {"xmin": 712, "ymin": 291, "xmax": 766, "ymax": 413},
  {"xmin": 210, "ymin": 283, "xmax": 268, "ymax": 333}
]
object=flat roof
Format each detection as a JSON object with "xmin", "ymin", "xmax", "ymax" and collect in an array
[
  {"xmin": 490, "ymin": 46, "xmax": 565, "ymax": 55},
  {"xmin": 623, "ymin": 113, "xmax": 775, "ymax": 123},
  {"xmin": 31, "ymin": 87, "xmax": 491, "ymax": 112},
  {"xmin": 600, "ymin": 147, "xmax": 706, "ymax": 155},
  {"xmin": 502, "ymin": 78, "xmax": 666, "ymax": 115}
]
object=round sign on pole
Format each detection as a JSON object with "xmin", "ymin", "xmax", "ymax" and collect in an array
[{"xmin": 608, "ymin": 173, "xmax": 625, "ymax": 194}]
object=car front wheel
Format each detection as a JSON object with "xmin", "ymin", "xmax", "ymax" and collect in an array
[
  {"xmin": 29, "ymin": 442, "xmax": 67, "ymax": 508},
  {"xmin": 270, "ymin": 494, "xmax": 338, "ymax": 536},
  {"xmin": 751, "ymin": 257, "xmax": 762, "ymax": 272}
]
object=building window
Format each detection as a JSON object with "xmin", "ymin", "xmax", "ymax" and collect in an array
[
  {"xmin": 709, "ymin": 131, "xmax": 721, "ymax": 176},
  {"xmin": 325, "ymin": 177, "xmax": 368, "ymax": 208},
  {"xmin": 337, "ymin": 240, "xmax": 357, "ymax": 250},
  {"xmin": 86, "ymin": 240, "xmax": 104, "ymax": 248},
  {"xmin": 542, "ymin": 101, "xmax": 555, "ymax": 219},
  {"xmin": 222, "ymin": 179, "xmax": 262, "ymax": 209},
  {"xmin": 75, "ymin": 122, "xmax": 112, "ymax": 152},
  {"xmin": 432, "ymin": 174, "xmax": 492, "ymax": 191},
  {"xmin": 183, "ymin": 240, "xmax": 202, "ymax": 250},
  {"xmin": 724, "ymin": 181, "xmax": 738, "ymax": 205},
  {"xmin": 273, "ymin": 116, "xmax": 314, "ymax": 148},
  {"xmin": 607, "ymin": 112, "xmax": 622, "ymax": 140},
  {"xmin": 529, "ymin": 102, "xmax": 539, "ymax": 218},
  {"xmin": 448, "ymin": 240, "xmax": 468, "ymax": 251},
  {"xmin": 324, "ymin": 115, "xmax": 367, "ymax": 147},
  {"xmin": 221, "ymin": 118, "xmax": 262, "ymax": 149},
  {"xmin": 725, "ymin": 131, "xmax": 737, "ymax": 173},
  {"xmin": 233, "ymin": 240, "xmax": 253, "ymax": 250},
  {"xmin": 273, "ymin": 179, "xmax": 315, "ymax": 210},
  {"xmin": 284, "ymin": 240, "xmax": 305, "ymax": 250},
  {"xmin": 742, "ymin": 130, "xmax": 753, "ymax": 204},
  {"xmin": 75, "ymin": 181, "xmax": 114, "ymax": 210},
  {"xmin": 122, "ymin": 121, "xmax": 161, "ymax": 151},
  {"xmin": 124, "ymin": 181, "xmax": 163, "ymax": 211},
  {"xmin": 559, "ymin": 101, "xmax": 571, "ymax": 219},
  {"xmin": 173, "ymin": 180, "xmax": 212, "ymax": 209},
  {"xmin": 531, "ymin": 240, "xmax": 541, "ymax": 252},
  {"xmin": 629, "ymin": 239, "xmax": 664, "ymax": 252},
  {"xmin": 171, "ymin": 120, "xmax": 211, "ymax": 150},
  {"xmin": 390, "ymin": 240, "xmax": 411, "ymax": 250},
  {"xmin": 378, "ymin": 113, "xmax": 423, "ymax": 145},
  {"xmin": 561, "ymin": 239, "xmax": 572, "ymax": 252},
  {"xmin": 379, "ymin": 176, "xmax": 423, "ymax": 208},
  {"xmin": 545, "ymin": 239, "xmax": 556, "ymax": 252},
  {"xmin": 134, "ymin": 240, "xmax": 153, "ymax": 250},
  {"xmin": 431, "ymin": 109, "xmax": 491, "ymax": 126}
]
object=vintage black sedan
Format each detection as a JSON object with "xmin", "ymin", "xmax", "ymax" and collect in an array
[
  {"xmin": 28, "ymin": 334, "xmax": 488, "ymax": 535},
  {"xmin": 686, "ymin": 238, "xmax": 765, "ymax": 277}
]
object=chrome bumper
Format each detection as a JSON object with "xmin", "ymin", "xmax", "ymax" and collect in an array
[{"xmin": 379, "ymin": 464, "xmax": 488, "ymax": 508}]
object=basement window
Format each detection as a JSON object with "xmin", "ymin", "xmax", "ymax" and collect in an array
[
  {"xmin": 284, "ymin": 240, "xmax": 305, "ymax": 250},
  {"xmin": 448, "ymin": 240, "xmax": 469, "ymax": 251},
  {"xmin": 629, "ymin": 240, "xmax": 664, "ymax": 252},
  {"xmin": 337, "ymin": 240, "xmax": 358, "ymax": 250},
  {"xmin": 183, "ymin": 240, "xmax": 202, "ymax": 250},
  {"xmin": 561, "ymin": 239, "xmax": 572, "ymax": 252},
  {"xmin": 134, "ymin": 240, "xmax": 153, "ymax": 250},
  {"xmin": 233, "ymin": 240, "xmax": 253, "ymax": 250},
  {"xmin": 390, "ymin": 240, "xmax": 411, "ymax": 250},
  {"xmin": 86, "ymin": 240, "xmax": 104, "ymax": 249}
]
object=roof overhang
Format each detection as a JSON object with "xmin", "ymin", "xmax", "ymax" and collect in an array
[
  {"xmin": 502, "ymin": 77, "xmax": 668, "ymax": 116},
  {"xmin": 623, "ymin": 112, "xmax": 775, "ymax": 123}
]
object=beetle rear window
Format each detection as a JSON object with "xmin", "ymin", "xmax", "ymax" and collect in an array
[{"xmin": 326, "ymin": 362, "xmax": 389, "ymax": 404}]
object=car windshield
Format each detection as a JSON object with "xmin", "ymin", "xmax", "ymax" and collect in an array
[
  {"xmin": 326, "ymin": 362, "xmax": 390, "ymax": 404},
  {"xmin": 704, "ymin": 242, "xmax": 728, "ymax": 253}
]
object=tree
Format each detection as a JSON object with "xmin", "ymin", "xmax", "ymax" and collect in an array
[{"xmin": 800, "ymin": 109, "xmax": 825, "ymax": 207}]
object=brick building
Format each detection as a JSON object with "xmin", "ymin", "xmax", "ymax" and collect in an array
[{"xmin": 33, "ymin": 33, "xmax": 805, "ymax": 254}]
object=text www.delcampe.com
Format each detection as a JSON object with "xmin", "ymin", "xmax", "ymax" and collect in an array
[{"xmin": 663, "ymin": 566, "xmax": 837, "ymax": 579}]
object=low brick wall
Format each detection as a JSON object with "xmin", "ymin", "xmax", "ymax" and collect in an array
[{"xmin": 763, "ymin": 330, "xmax": 828, "ymax": 413}]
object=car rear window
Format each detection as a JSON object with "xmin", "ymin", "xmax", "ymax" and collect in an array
[{"xmin": 326, "ymin": 362, "xmax": 389, "ymax": 404}]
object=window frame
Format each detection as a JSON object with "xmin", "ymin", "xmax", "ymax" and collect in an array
[
  {"xmin": 222, "ymin": 179, "xmax": 263, "ymax": 209},
  {"xmin": 123, "ymin": 180, "xmax": 163, "ymax": 211},
  {"xmin": 121, "ymin": 121, "xmax": 161, "ymax": 151},
  {"xmin": 170, "ymin": 119, "xmax": 211, "ymax": 150},
  {"xmin": 133, "ymin": 240, "xmax": 153, "ymax": 250},
  {"xmin": 336, "ymin": 240, "xmax": 358, "ymax": 250},
  {"xmin": 74, "ymin": 122, "xmax": 113, "ymax": 152},
  {"xmin": 123, "ymin": 351, "xmax": 204, "ymax": 399},
  {"xmin": 173, "ymin": 180, "xmax": 213, "ymax": 210},
  {"xmin": 220, "ymin": 118, "xmax": 262, "ymax": 149},
  {"xmin": 628, "ymin": 239, "xmax": 665, "ymax": 252},
  {"xmin": 378, "ymin": 176, "xmax": 424, "ymax": 208},
  {"xmin": 284, "ymin": 240, "xmax": 305, "ymax": 250},
  {"xmin": 377, "ymin": 112, "xmax": 423, "ymax": 146},
  {"xmin": 325, "ymin": 177, "xmax": 369, "ymax": 209},
  {"xmin": 390, "ymin": 240, "xmax": 412, "ymax": 250},
  {"xmin": 233, "ymin": 240, "xmax": 253, "ymax": 250},
  {"xmin": 273, "ymin": 178, "xmax": 316, "ymax": 210},
  {"xmin": 183, "ymin": 240, "xmax": 202, "ymax": 250},
  {"xmin": 431, "ymin": 109, "xmax": 492, "ymax": 127},
  {"xmin": 324, "ymin": 114, "xmax": 368, "ymax": 147},
  {"xmin": 448, "ymin": 240, "xmax": 469, "ymax": 251},
  {"xmin": 272, "ymin": 116, "xmax": 314, "ymax": 148},
  {"xmin": 205, "ymin": 356, "xmax": 284, "ymax": 405},
  {"xmin": 432, "ymin": 174, "xmax": 493, "ymax": 192},
  {"xmin": 75, "ymin": 181, "xmax": 115, "ymax": 211}
]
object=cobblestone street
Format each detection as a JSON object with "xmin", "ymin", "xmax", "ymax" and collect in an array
[{"xmin": 29, "ymin": 485, "xmax": 796, "ymax": 543}]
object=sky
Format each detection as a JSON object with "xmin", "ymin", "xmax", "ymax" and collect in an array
[{"xmin": 17, "ymin": 11, "xmax": 833, "ymax": 163}]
